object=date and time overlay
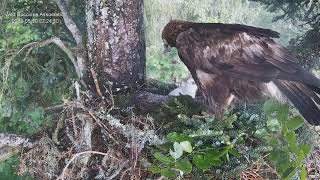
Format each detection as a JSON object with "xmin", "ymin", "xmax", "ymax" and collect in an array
[{"xmin": 4, "ymin": 11, "xmax": 63, "ymax": 25}]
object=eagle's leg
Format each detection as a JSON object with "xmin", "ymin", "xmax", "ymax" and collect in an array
[
  {"xmin": 195, "ymin": 70, "xmax": 234, "ymax": 120},
  {"xmin": 206, "ymin": 91, "xmax": 234, "ymax": 120}
]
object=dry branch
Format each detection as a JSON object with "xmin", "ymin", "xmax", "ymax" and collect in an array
[
  {"xmin": 54, "ymin": 0, "xmax": 86, "ymax": 77},
  {"xmin": 0, "ymin": 133, "xmax": 33, "ymax": 149},
  {"xmin": 57, "ymin": 151, "xmax": 129, "ymax": 180},
  {"xmin": 90, "ymin": 68, "xmax": 104, "ymax": 98},
  {"xmin": 0, "ymin": 133, "xmax": 33, "ymax": 161},
  {"xmin": 54, "ymin": 0, "xmax": 83, "ymax": 47},
  {"xmin": 2, "ymin": 37, "xmax": 82, "ymax": 81},
  {"xmin": 36, "ymin": 37, "xmax": 81, "ymax": 79}
]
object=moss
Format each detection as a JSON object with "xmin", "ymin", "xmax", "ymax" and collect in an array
[{"xmin": 144, "ymin": 79, "xmax": 177, "ymax": 95}]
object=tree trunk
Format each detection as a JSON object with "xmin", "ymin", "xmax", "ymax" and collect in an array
[{"xmin": 85, "ymin": 0, "xmax": 145, "ymax": 92}]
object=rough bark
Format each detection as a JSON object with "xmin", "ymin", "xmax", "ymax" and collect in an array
[{"xmin": 86, "ymin": 0, "xmax": 146, "ymax": 91}]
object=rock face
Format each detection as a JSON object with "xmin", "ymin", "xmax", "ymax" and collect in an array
[{"xmin": 86, "ymin": 0, "xmax": 146, "ymax": 91}]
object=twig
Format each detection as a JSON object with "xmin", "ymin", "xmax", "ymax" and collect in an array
[
  {"xmin": 120, "ymin": 168, "xmax": 130, "ymax": 180},
  {"xmin": 54, "ymin": 0, "xmax": 83, "ymax": 48},
  {"xmin": 107, "ymin": 160, "xmax": 129, "ymax": 180},
  {"xmin": 88, "ymin": 111, "xmax": 108, "ymax": 131},
  {"xmin": 54, "ymin": 0, "xmax": 86, "ymax": 77},
  {"xmin": 3, "ymin": 37, "xmax": 81, "ymax": 80},
  {"xmin": 87, "ymin": 110, "xmax": 119, "ymax": 144},
  {"xmin": 45, "ymin": 103, "xmax": 68, "ymax": 112},
  {"xmin": 57, "ymin": 151, "xmax": 110, "ymax": 180},
  {"xmin": 71, "ymin": 107, "xmax": 78, "ymax": 138},
  {"xmin": 53, "ymin": 113, "xmax": 65, "ymax": 145},
  {"xmin": 38, "ymin": 37, "xmax": 81, "ymax": 79},
  {"xmin": 74, "ymin": 81, "xmax": 81, "ymax": 101},
  {"xmin": 90, "ymin": 68, "xmax": 103, "ymax": 98},
  {"xmin": 105, "ymin": 82, "xmax": 115, "ymax": 114},
  {"xmin": 65, "ymin": 119, "xmax": 76, "ymax": 144}
]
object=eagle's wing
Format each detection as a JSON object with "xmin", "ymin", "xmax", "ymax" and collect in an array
[
  {"xmin": 274, "ymin": 80, "xmax": 320, "ymax": 125},
  {"xmin": 175, "ymin": 24, "xmax": 320, "ymax": 125},
  {"xmin": 175, "ymin": 25, "xmax": 320, "ymax": 87}
]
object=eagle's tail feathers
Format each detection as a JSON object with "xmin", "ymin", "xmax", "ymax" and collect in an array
[{"xmin": 274, "ymin": 80, "xmax": 320, "ymax": 125}]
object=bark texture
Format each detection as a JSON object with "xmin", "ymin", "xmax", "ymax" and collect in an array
[{"xmin": 86, "ymin": 0, "xmax": 145, "ymax": 91}]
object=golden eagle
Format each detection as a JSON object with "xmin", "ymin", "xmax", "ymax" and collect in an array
[{"xmin": 162, "ymin": 20, "xmax": 320, "ymax": 125}]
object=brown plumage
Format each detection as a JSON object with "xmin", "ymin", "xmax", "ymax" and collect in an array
[{"xmin": 162, "ymin": 19, "xmax": 320, "ymax": 125}]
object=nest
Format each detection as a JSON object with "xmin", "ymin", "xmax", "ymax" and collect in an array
[
  {"xmin": 240, "ymin": 160, "xmax": 278, "ymax": 180},
  {"xmin": 18, "ymin": 91, "xmax": 163, "ymax": 180}
]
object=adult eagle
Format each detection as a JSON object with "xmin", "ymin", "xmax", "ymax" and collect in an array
[{"xmin": 162, "ymin": 20, "xmax": 320, "ymax": 125}]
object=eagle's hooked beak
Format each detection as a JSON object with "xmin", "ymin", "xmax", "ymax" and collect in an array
[
  {"xmin": 163, "ymin": 42, "xmax": 171, "ymax": 54},
  {"xmin": 163, "ymin": 44, "xmax": 171, "ymax": 53}
]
